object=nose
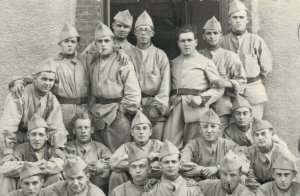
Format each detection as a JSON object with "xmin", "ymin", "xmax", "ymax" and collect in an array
[
  {"xmin": 28, "ymin": 183, "xmax": 35, "ymax": 190},
  {"xmin": 136, "ymin": 167, "xmax": 141, "ymax": 173}
]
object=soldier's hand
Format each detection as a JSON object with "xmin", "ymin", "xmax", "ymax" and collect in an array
[
  {"xmin": 117, "ymin": 49, "xmax": 130, "ymax": 66},
  {"xmin": 87, "ymin": 162, "xmax": 97, "ymax": 176},
  {"xmin": 148, "ymin": 151, "xmax": 160, "ymax": 161},
  {"xmin": 149, "ymin": 107, "xmax": 160, "ymax": 119},
  {"xmin": 181, "ymin": 166, "xmax": 203, "ymax": 177},
  {"xmin": 201, "ymin": 166, "xmax": 219, "ymax": 178},
  {"xmin": 11, "ymin": 82, "xmax": 25, "ymax": 99},
  {"xmin": 144, "ymin": 179, "xmax": 159, "ymax": 192},
  {"xmin": 189, "ymin": 96, "xmax": 203, "ymax": 108},
  {"xmin": 211, "ymin": 79, "xmax": 231, "ymax": 89}
]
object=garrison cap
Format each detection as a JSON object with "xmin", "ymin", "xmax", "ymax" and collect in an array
[
  {"xmin": 159, "ymin": 139, "xmax": 180, "ymax": 160},
  {"xmin": 58, "ymin": 22, "xmax": 79, "ymax": 43},
  {"xmin": 232, "ymin": 95, "xmax": 252, "ymax": 112},
  {"xmin": 114, "ymin": 10, "xmax": 133, "ymax": 27},
  {"xmin": 128, "ymin": 146, "xmax": 149, "ymax": 165},
  {"xmin": 229, "ymin": 0, "xmax": 248, "ymax": 16},
  {"xmin": 131, "ymin": 110, "xmax": 152, "ymax": 129},
  {"xmin": 273, "ymin": 153, "xmax": 297, "ymax": 172},
  {"xmin": 199, "ymin": 109, "xmax": 221, "ymax": 125},
  {"xmin": 135, "ymin": 10, "xmax": 154, "ymax": 28},
  {"xmin": 19, "ymin": 162, "xmax": 42, "ymax": 180},
  {"xmin": 94, "ymin": 21, "xmax": 114, "ymax": 41},
  {"xmin": 28, "ymin": 114, "xmax": 48, "ymax": 133},
  {"xmin": 252, "ymin": 118, "xmax": 273, "ymax": 134},
  {"xmin": 220, "ymin": 150, "xmax": 243, "ymax": 171},
  {"xmin": 63, "ymin": 156, "xmax": 87, "ymax": 176},
  {"xmin": 203, "ymin": 16, "xmax": 222, "ymax": 32},
  {"xmin": 35, "ymin": 58, "xmax": 56, "ymax": 74}
]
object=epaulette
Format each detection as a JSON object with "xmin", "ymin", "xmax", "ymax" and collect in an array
[{"xmin": 53, "ymin": 54, "xmax": 63, "ymax": 61}]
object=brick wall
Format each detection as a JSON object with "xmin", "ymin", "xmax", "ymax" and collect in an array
[{"xmin": 76, "ymin": 0, "xmax": 104, "ymax": 53}]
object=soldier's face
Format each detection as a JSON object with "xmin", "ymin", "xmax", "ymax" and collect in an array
[
  {"xmin": 220, "ymin": 169, "xmax": 240, "ymax": 194},
  {"xmin": 131, "ymin": 124, "xmax": 152, "ymax": 145},
  {"xmin": 203, "ymin": 30, "xmax": 222, "ymax": 47},
  {"xmin": 253, "ymin": 129, "xmax": 273, "ymax": 149},
  {"xmin": 229, "ymin": 10, "xmax": 249, "ymax": 33},
  {"xmin": 160, "ymin": 154, "xmax": 181, "ymax": 179},
  {"xmin": 28, "ymin": 128, "xmax": 48, "ymax": 151},
  {"xmin": 129, "ymin": 158, "xmax": 150, "ymax": 185},
  {"xmin": 177, "ymin": 32, "xmax": 198, "ymax": 56},
  {"xmin": 60, "ymin": 37, "xmax": 78, "ymax": 55},
  {"xmin": 95, "ymin": 36, "xmax": 114, "ymax": 57},
  {"xmin": 67, "ymin": 170, "xmax": 88, "ymax": 194},
  {"xmin": 113, "ymin": 21, "xmax": 131, "ymax": 39},
  {"xmin": 34, "ymin": 72, "xmax": 56, "ymax": 93},
  {"xmin": 233, "ymin": 107, "xmax": 252, "ymax": 127},
  {"xmin": 273, "ymin": 169, "xmax": 296, "ymax": 191},
  {"xmin": 134, "ymin": 25, "xmax": 154, "ymax": 45},
  {"xmin": 21, "ymin": 176, "xmax": 43, "ymax": 196},
  {"xmin": 73, "ymin": 119, "xmax": 94, "ymax": 144},
  {"xmin": 200, "ymin": 122, "xmax": 220, "ymax": 142}
]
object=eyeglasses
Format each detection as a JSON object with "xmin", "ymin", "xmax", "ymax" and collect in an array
[{"xmin": 135, "ymin": 28, "xmax": 152, "ymax": 34}]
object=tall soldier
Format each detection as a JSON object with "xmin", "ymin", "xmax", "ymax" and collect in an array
[
  {"xmin": 163, "ymin": 25, "xmax": 223, "ymax": 149},
  {"xmin": 220, "ymin": 0, "xmax": 272, "ymax": 119},
  {"xmin": 8, "ymin": 22, "xmax": 90, "ymax": 138},
  {"xmin": 88, "ymin": 22, "xmax": 141, "ymax": 152},
  {"xmin": 127, "ymin": 11, "xmax": 170, "ymax": 140},
  {"xmin": 199, "ymin": 16, "xmax": 246, "ymax": 133}
]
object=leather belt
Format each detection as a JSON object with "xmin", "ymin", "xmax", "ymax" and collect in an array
[
  {"xmin": 142, "ymin": 92, "xmax": 154, "ymax": 98},
  {"xmin": 94, "ymin": 96, "xmax": 122, "ymax": 105},
  {"xmin": 247, "ymin": 75, "xmax": 260, "ymax": 84},
  {"xmin": 170, "ymin": 88, "xmax": 206, "ymax": 96},
  {"xmin": 56, "ymin": 96, "xmax": 88, "ymax": 105}
]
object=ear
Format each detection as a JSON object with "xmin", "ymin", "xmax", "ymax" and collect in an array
[
  {"xmin": 149, "ymin": 128, "xmax": 153, "ymax": 136},
  {"xmin": 90, "ymin": 127, "xmax": 95, "ymax": 134},
  {"xmin": 151, "ymin": 30, "xmax": 155, "ymax": 38},
  {"xmin": 112, "ymin": 22, "xmax": 116, "ymax": 30},
  {"xmin": 202, "ymin": 33, "xmax": 205, "ymax": 41},
  {"xmin": 72, "ymin": 128, "xmax": 76, "ymax": 136},
  {"xmin": 195, "ymin": 39, "xmax": 198, "ymax": 47},
  {"xmin": 246, "ymin": 16, "xmax": 250, "ymax": 24}
]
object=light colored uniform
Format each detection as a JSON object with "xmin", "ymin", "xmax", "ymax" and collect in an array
[
  {"xmin": 141, "ymin": 175, "xmax": 203, "ymax": 196},
  {"xmin": 220, "ymin": 32, "xmax": 272, "ymax": 119},
  {"xmin": 0, "ymin": 84, "xmax": 66, "ymax": 143},
  {"xmin": 181, "ymin": 138, "xmax": 239, "ymax": 180},
  {"xmin": 110, "ymin": 180, "xmax": 144, "ymax": 196},
  {"xmin": 42, "ymin": 181, "xmax": 106, "ymax": 196},
  {"xmin": 198, "ymin": 179, "xmax": 254, "ymax": 196},
  {"xmin": 109, "ymin": 139, "xmax": 163, "ymax": 193},
  {"xmin": 7, "ymin": 189, "xmax": 46, "ymax": 196},
  {"xmin": 65, "ymin": 140, "xmax": 111, "ymax": 190},
  {"xmin": 199, "ymin": 48, "xmax": 246, "ymax": 132},
  {"xmin": 256, "ymin": 181, "xmax": 300, "ymax": 196},
  {"xmin": 10, "ymin": 55, "xmax": 90, "ymax": 135},
  {"xmin": 127, "ymin": 44, "xmax": 170, "ymax": 140},
  {"xmin": 163, "ymin": 51, "xmax": 223, "ymax": 149},
  {"xmin": 89, "ymin": 52, "xmax": 141, "ymax": 152}
]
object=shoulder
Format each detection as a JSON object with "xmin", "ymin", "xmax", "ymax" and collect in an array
[
  {"xmin": 15, "ymin": 142, "xmax": 29, "ymax": 152},
  {"xmin": 7, "ymin": 189, "xmax": 23, "ymax": 196},
  {"xmin": 256, "ymin": 181, "xmax": 273, "ymax": 192},
  {"xmin": 151, "ymin": 139, "xmax": 164, "ymax": 146},
  {"xmin": 87, "ymin": 182, "xmax": 106, "ymax": 195},
  {"xmin": 92, "ymin": 141, "xmax": 112, "ymax": 152},
  {"xmin": 110, "ymin": 181, "xmax": 131, "ymax": 194},
  {"xmin": 43, "ymin": 181, "xmax": 67, "ymax": 193}
]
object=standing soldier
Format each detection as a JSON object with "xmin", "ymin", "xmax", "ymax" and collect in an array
[
  {"xmin": 9, "ymin": 22, "xmax": 90, "ymax": 139},
  {"xmin": 88, "ymin": 21, "xmax": 141, "ymax": 152},
  {"xmin": 199, "ymin": 16, "xmax": 246, "ymax": 133},
  {"xmin": 110, "ymin": 146, "xmax": 152, "ymax": 196},
  {"xmin": 220, "ymin": 0, "xmax": 272, "ymax": 119},
  {"xmin": 127, "ymin": 11, "xmax": 170, "ymax": 140},
  {"xmin": 163, "ymin": 25, "xmax": 224, "ymax": 149},
  {"xmin": 256, "ymin": 154, "xmax": 300, "ymax": 195},
  {"xmin": 7, "ymin": 162, "xmax": 44, "ymax": 196}
]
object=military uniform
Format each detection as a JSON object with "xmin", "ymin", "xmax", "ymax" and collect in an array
[
  {"xmin": 89, "ymin": 22, "xmax": 141, "ymax": 152},
  {"xmin": 163, "ymin": 51, "xmax": 223, "ymax": 149},
  {"xmin": 220, "ymin": 1, "xmax": 272, "ymax": 119}
]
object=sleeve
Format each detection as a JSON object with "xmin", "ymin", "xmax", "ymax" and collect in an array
[
  {"xmin": 119, "ymin": 63, "xmax": 141, "ymax": 113},
  {"xmin": 0, "ymin": 94, "xmax": 24, "ymax": 134},
  {"xmin": 150, "ymin": 52, "xmax": 171, "ymax": 115},
  {"xmin": 109, "ymin": 144, "xmax": 129, "ymax": 171},
  {"xmin": 8, "ymin": 73, "xmax": 35, "ymax": 90},
  {"xmin": 255, "ymin": 186, "xmax": 268, "ymax": 196},
  {"xmin": 257, "ymin": 38, "xmax": 272, "ymax": 78},
  {"xmin": 180, "ymin": 141, "xmax": 196, "ymax": 162},
  {"xmin": 227, "ymin": 54, "xmax": 247, "ymax": 96},
  {"xmin": 96, "ymin": 144, "xmax": 112, "ymax": 178},
  {"xmin": 41, "ymin": 157, "xmax": 64, "ymax": 175},
  {"xmin": 200, "ymin": 60, "xmax": 224, "ymax": 106},
  {"xmin": 244, "ymin": 148, "xmax": 261, "ymax": 191},
  {"xmin": 46, "ymin": 97, "xmax": 67, "ymax": 133}
]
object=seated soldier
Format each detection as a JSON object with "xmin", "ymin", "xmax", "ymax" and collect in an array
[
  {"xmin": 198, "ymin": 150, "xmax": 254, "ymax": 195},
  {"xmin": 109, "ymin": 111, "xmax": 163, "ymax": 193},
  {"xmin": 42, "ymin": 156, "xmax": 105, "ymax": 196},
  {"xmin": 256, "ymin": 153, "xmax": 300, "ymax": 195},
  {"xmin": 245, "ymin": 118, "xmax": 292, "ymax": 192},
  {"xmin": 110, "ymin": 146, "xmax": 151, "ymax": 196},
  {"xmin": 224, "ymin": 95, "xmax": 287, "ymax": 148},
  {"xmin": 0, "ymin": 114, "xmax": 64, "ymax": 195},
  {"xmin": 181, "ymin": 109, "xmax": 244, "ymax": 180},
  {"xmin": 7, "ymin": 162, "xmax": 44, "ymax": 196},
  {"xmin": 65, "ymin": 112, "xmax": 111, "ymax": 194},
  {"xmin": 142, "ymin": 140, "xmax": 203, "ymax": 196}
]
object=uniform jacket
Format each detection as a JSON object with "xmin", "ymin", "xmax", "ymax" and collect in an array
[
  {"xmin": 256, "ymin": 181, "xmax": 300, "ymax": 196},
  {"xmin": 110, "ymin": 180, "xmax": 144, "ymax": 196}
]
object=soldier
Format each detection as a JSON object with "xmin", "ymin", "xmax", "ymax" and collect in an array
[
  {"xmin": 163, "ymin": 25, "xmax": 224, "ymax": 149},
  {"xmin": 220, "ymin": 0, "xmax": 272, "ymax": 119},
  {"xmin": 7, "ymin": 162, "xmax": 44, "ymax": 196},
  {"xmin": 244, "ymin": 118, "xmax": 290, "ymax": 192},
  {"xmin": 83, "ymin": 10, "xmax": 135, "ymax": 55},
  {"xmin": 0, "ymin": 114, "xmax": 64, "ymax": 195},
  {"xmin": 199, "ymin": 16, "xmax": 246, "ymax": 133},
  {"xmin": 110, "ymin": 146, "xmax": 152, "ymax": 196},
  {"xmin": 256, "ymin": 154, "xmax": 300, "ymax": 195},
  {"xmin": 109, "ymin": 111, "xmax": 163, "ymax": 193},
  {"xmin": 126, "ymin": 11, "xmax": 170, "ymax": 141},
  {"xmin": 8, "ymin": 22, "xmax": 89, "ymax": 138},
  {"xmin": 88, "ymin": 21, "xmax": 141, "ymax": 152},
  {"xmin": 42, "ymin": 156, "xmax": 105, "ymax": 195},
  {"xmin": 181, "ymin": 109, "xmax": 242, "ymax": 180},
  {"xmin": 224, "ymin": 95, "xmax": 287, "ymax": 148},
  {"xmin": 65, "ymin": 112, "xmax": 111, "ymax": 194},
  {"xmin": 142, "ymin": 140, "xmax": 204, "ymax": 196},
  {"xmin": 198, "ymin": 150, "xmax": 254, "ymax": 195}
]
